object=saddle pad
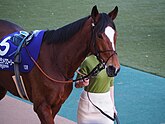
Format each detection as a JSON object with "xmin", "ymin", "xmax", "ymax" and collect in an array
[{"xmin": 0, "ymin": 30, "xmax": 45, "ymax": 72}]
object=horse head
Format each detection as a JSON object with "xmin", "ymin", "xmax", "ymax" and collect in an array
[{"xmin": 90, "ymin": 6, "xmax": 120, "ymax": 77}]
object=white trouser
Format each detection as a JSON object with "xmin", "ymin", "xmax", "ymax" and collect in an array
[{"xmin": 77, "ymin": 90, "xmax": 114, "ymax": 124}]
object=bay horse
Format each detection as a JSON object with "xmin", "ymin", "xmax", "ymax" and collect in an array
[{"xmin": 0, "ymin": 6, "xmax": 120, "ymax": 124}]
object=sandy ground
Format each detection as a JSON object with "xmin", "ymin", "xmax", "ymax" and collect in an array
[{"xmin": 0, "ymin": 95, "xmax": 76, "ymax": 124}]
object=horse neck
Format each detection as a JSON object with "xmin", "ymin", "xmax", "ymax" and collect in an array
[
  {"xmin": 61, "ymin": 24, "xmax": 92, "ymax": 78},
  {"xmin": 47, "ymin": 18, "xmax": 92, "ymax": 79}
]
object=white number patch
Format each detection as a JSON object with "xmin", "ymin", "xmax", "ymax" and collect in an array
[
  {"xmin": 0, "ymin": 36, "xmax": 11, "ymax": 56},
  {"xmin": 105, "ymin": 26, "xmax": 115, "ymax": 51}
]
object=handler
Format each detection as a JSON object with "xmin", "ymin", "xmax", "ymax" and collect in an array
[{"xmin": 75, "ymin": 55, "xmax": 117, "ymax": 124}]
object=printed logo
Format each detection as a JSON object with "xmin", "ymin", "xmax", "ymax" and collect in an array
[
  {"xmin": 0, "ymin": 57, "xmax": 13, "ymax": 69},
  {"xmin": 23, "ymin": 65, "xmax": 29, "ymax": 70},
  {"xmin": 0, "ymin": 36, "xmax": 11, "ymax": 56}
]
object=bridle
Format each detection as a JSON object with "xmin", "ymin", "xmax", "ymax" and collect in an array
[{"xmin": 92, "ymin": 21, "xmax": 118, "ymax": 69}]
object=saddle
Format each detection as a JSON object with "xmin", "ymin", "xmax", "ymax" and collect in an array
[
  {"xmin": 11, "ymin": 31, "xmax": 34, "ymax": 62},
  {"xmin": 11, "ymin": 31, "xmax": 33, "ymax": 46}
]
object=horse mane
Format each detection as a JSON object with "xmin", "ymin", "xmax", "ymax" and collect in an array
[
  {"xmin": 43, "ymin": 16, "xmax": 89, "ymax": 44},
  {"xmin": 43, "ymin": 13, "xmax": 116, "ymax": 44}
]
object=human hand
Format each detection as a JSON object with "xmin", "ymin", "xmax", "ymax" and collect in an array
[{"xmin": 75, "ymin": 78, "xmax": 89, "ymax": 88}]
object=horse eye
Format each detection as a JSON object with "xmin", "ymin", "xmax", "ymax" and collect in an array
[{"xmin": 98, "ymin": 33, "xmax": 103, "ymax": 39}]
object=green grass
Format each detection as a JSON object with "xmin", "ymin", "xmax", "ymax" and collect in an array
[{"xmin": 0, "ymin": 0, "xmax": 165, "ymax": 77}]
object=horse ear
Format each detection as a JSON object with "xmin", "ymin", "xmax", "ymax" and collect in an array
[
  {"xmin": 91, "ymin": 5, "xmax": 99, "ymax": 21},
  {"xmin": 108, "ymin": 6, "xmax": 118, "ymax": 20}
]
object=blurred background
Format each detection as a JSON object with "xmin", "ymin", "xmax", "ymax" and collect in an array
[{"xmin": 0, "ymin": 0, "xmax": 165, "ymax": 123}]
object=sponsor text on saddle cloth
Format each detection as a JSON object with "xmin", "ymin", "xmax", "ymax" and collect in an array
[{"xmin": 0, "ymin": 30, "xmax": 45, "ymax": 72}]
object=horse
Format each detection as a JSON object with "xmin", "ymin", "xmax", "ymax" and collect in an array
[{"xmin": 0, "ymin": 5, "xmax": 120, "ymax": 124}]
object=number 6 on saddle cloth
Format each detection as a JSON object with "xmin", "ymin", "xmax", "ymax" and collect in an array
[{"xmin": 0, "ymin": 30, "xmax": 45, "ymax": 100}]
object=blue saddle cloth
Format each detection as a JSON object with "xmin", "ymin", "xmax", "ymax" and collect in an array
[{"xmin": 0, "ymin": 30, "xmax": 45, "ymax": 72}]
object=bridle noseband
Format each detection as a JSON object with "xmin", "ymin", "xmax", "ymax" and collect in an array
[{"xmin": 96, "ymin": 50, "xmax": 117, "ymax": 66}]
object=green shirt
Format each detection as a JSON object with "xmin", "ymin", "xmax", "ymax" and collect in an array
[{"xmin": 77, "ymin": 55, "xmax": 114, "ymax": 93}]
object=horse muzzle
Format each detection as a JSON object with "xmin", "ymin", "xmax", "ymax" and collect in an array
[{"xmin": 106, "ymin": 65, "xmax": 120, "ymax": 77}]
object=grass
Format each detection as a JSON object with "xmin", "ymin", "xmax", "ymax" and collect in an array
[{"xmin": 0, "ymin": 0, "xmax": 165, "ymax": 77}]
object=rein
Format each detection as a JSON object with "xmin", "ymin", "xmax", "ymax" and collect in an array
[
  {"xmin": 28, "ymin": 52, "xmax": 105, "ymax": 83},
  {"xmin": 87, "ymin": 92, "xmax": 115, "ymax": 121}
]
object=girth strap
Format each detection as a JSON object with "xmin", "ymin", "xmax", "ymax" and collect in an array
[{"xmin": 12, "ymin": 31, "xmax": 32, "ymax": 100}]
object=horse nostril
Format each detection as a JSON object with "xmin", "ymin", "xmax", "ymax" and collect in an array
[
  {"xmin": 106, "ymin": 65, "xmax": 120, "ymax": 77},
  {"xmin": 98, "ymin": 33, "xmax": 103, "ymax": 39}
]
